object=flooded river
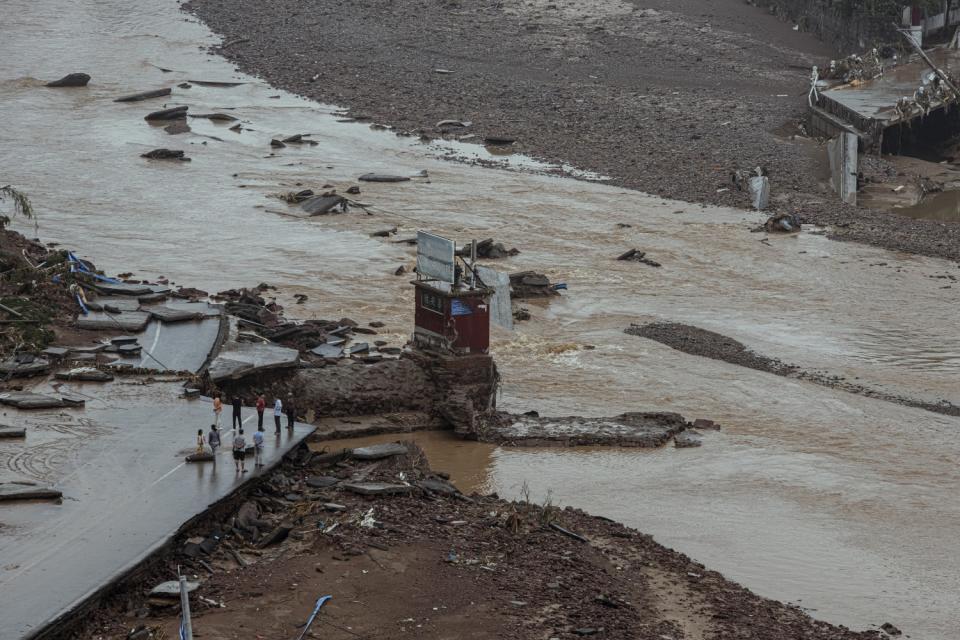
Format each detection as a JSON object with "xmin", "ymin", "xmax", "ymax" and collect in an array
[{"xmin": 2, "ymin": 0, "xmax": 960, "ymax": 638}]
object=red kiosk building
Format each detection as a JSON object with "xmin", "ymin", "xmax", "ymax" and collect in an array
[{"xmin": 411, "ymin": 232, "xmax": 493, "ymax": 355}]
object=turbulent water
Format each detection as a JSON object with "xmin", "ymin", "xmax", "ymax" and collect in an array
[{"xmin": 2, "ymin": 1, "xmax": 960, "ymax": 637}]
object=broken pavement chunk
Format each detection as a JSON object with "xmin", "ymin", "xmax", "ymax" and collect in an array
[
  {"xmin": 306, "ymin": 475, "xmax": 340, "ymax": 488},
  {"xmin": 616, "ymin": 249, "xmax": 661, "ymax": 267},
  {"xmin": 351, "ymin": 442, "xmax": 408, "ymax": 460},
  {"xmin": 54, "ymin": 367, "xmax": 114, "ymax": 382},
  {"xmin": 310, "ymin": 343, "xmax": 343, "ymax": 359},
  {"xmin": 0, "ymin": 483, "xmax": 63, "ymax": 502},
  {"xmin": 0, "ymin": 427, "xmax": 26, "ymax": 438},
  {"xmin": 0, "ymin": 392, "xmax": 80, "ymax": 409}
]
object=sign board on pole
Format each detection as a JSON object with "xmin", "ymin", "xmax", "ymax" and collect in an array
[
  {"xmin": 416, "ymin": 231, "xmax": 456, "ymax": 283},
  {"xmin": 476, "ymin": 265, "xmax": 513, "ymax": 331}
]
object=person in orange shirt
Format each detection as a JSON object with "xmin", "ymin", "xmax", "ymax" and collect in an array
[
  {"xmin": 212, "ymin": 394, "xmax": 223, "ymax": 428},
  {"xmin": 256, "ymin": 394, "xmax": 266, "ymax": 431}
]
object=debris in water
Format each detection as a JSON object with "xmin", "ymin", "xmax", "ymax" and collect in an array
[
  {"xmin": 190, "ymin": 113, "xmax": 238, "ymax": 122},
  {"xmin": 761, "ymin": 212, "xmax": 801, "ymax": 233},
  {"xmin": 616, "ymin": 249, "xmax": 661, "ymax": 267},
  {"xmin": 475, "ymin": 238, "xmax": 519, "ymax": 259},
  {"xmin": 144, "ymin": 105, "xmax": 188, "ymax": 121},
  {"xmin": 114, "ymin": 88, "xmax": 171, "ymax": 102},
  {"xmin": 358, "ymin": 173, "xmax": 411, "ymax": 183},
  {"xmin": 141, "ymin": 149, "xmax": 190, "ymax": 161}
]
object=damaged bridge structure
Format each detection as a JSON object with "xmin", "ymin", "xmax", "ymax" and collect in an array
[{"xmin": 810, "ymin": 44, "xmax": 960, "ymax": 206}]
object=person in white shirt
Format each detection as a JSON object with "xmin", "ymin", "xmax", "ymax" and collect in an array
[{"xmin": 273, "ymin": 397, "xmax": 283, "ymax": 434}]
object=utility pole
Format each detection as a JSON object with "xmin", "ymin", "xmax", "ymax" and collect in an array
[{"xmin": 178, "ymin": 571, "xmax": 194, "ymax": 640}]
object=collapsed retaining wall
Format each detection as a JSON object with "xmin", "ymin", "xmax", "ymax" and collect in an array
[{"xmin": 215, "ymin": 351, "xmax": 499, "ymax": 433}]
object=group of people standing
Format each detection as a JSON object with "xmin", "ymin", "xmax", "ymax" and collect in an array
[{"xmin": 197, "ymin": 392, "xmax": 299, "ymax": 473}]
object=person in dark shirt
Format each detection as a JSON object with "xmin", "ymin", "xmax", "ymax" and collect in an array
[
  {"xmin": 231, "ymin": 395, "xmax": 242, "ymax": 429},
  {"xmin": 285, "ymin": 393, "xmax": 295, "ymax": 429}
]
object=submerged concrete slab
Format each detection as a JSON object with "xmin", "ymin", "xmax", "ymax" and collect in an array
[
  {"xmin": 208, "ymin": 342, "xmax": 300, "ymax": 381},
  {"xmin": 111, "ymin": 315, "xmax": 223, "ymax": 373},
  {"xmin": 0, "ymin": 392, "xmax": 78, "ymax": 410},
  {"xmin": 0, "ymin": 383, "xmax": 314, "ymax": 639},
  {"xmin": 0, "ymin": 357, "xmax": 51, "ymax": 378},
  {"xmin": 485, "ymin": 412, "xmax": 688, "ymax": 447}
]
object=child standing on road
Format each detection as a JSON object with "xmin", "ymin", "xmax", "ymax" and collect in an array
[
  {"xmin": 233, "ymin": 428, "xmax": 247, "ymax": 473},
  {"xmin": 253, "ymin": 429, "xmax": 264, "ymax": 468},
  {"xmin": 195, "ymin": 429, "xmax": 205, "ymax": 455}
]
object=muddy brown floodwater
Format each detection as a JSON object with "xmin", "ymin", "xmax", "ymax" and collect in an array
[{"xmin": 2, "ymin": 0, "xmax": 960, "ymax": 638}]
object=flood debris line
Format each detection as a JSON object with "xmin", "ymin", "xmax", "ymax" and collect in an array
[
  {"xmin": 46, "ymin": 73, "xmax": 91, "ymax": 87},
  {"xmin": 627, "ymin": 322, "xmax": 960, "ymax": 417},
  {"xmin": 476, "ymin": 411, "xmax": 711, "ymax": 448},
  {"xmin": 64, "ymin": 442, "xmax": 882, "ymax": 640}
]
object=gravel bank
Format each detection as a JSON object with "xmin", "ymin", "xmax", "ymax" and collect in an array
[{"xmin": 183, "ymin": 0, "xmax": 960, "ymax": 261}]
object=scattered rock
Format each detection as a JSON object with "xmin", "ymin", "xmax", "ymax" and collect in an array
[
  {"xmin": 394, "ymin": 265, "xmax": 407, "ymax": 276},
  {"xmin": 880, "ymin": 623, "xmax": 902, "ymax": 636},
  {"xmin": 475, "ymin": 238, "xmax": 519, "ymax": 259},
  {"xmin": 692, "ymin": 418, "xmax": 720, "ymax": 431},
  {"xmin": 342, "ymin": 482, "xmax": 413, "ymax": 496},
  {"xmin": 270, "ymin": 139, "xmax": 286, "ymax": 148},
  {"xmin": 674, "ymin": 431, "xmax": 703, "ymax": 448},
  {"xmin": 761, "ymin": 212, "xmax": 801, "ymax": 233},
  {"xmin": 258, "ymin": 523, "xmax": 293, "ymax": 547},
  {"xmin": 346, "ymin": 185, "xmax": 361, "ymax": 194},
  {"xmin": 370, "ymin": 227, "xmax": 398, "ymax": 238},
  {"xmin": 509, "ymin": 271, "xmax": 561, "ymax": 299},
  {"xmin": 46, "ymin": 73, "xmax": 91, "ymax": 87},
  {"xmin": 306, "ymin": 475, "xmax": 340, "ymax": 488}
]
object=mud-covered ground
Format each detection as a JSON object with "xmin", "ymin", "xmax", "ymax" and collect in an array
[
  {"xmin": 627, "ymin": 322, "xmax": 960, "ymax": 417},
  {"xmin": 184, "ymin": 0, "xmax": 960, "ymax": 262},
  {"xmin": 78, "ymin": 444, "xmax": 886, "ymax": 640}
]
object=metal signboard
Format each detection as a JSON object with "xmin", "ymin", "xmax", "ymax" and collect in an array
[
  {"xmin": 416, "ymin": 231, "xmax": 456, "ymax": 283},
  {"xmin": 476, "ymin": 265, "xmax": 513, "ymax": 331}
]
